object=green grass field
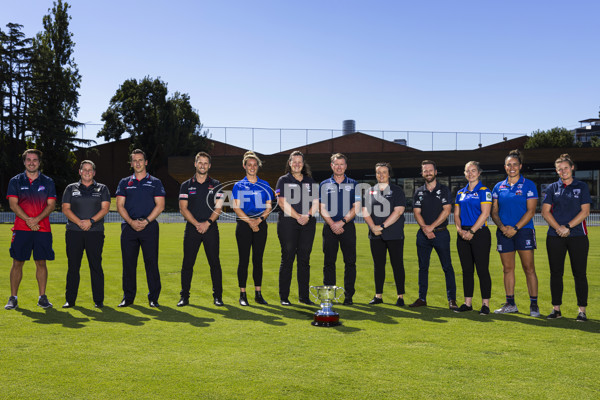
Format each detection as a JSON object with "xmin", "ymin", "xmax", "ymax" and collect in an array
[{"xmin": 1, "ymin": 223, "xmax": 599, "ymax": 399}]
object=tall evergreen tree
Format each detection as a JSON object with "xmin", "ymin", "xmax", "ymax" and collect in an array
[
  {"xmin": 29, "ymin": 0, "xmax": 85, "ymax": 193},
  {"xmin": 0, "ymin": 23, "xmax": 33, "ymax": 206}
]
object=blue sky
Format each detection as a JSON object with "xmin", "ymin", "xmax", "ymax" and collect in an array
[{"xmin": 3, "ymin": 0, "xmax": 600, "ymax": 153}]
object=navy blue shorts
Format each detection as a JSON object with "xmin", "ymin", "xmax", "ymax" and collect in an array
[
  {"xmin": 496, "ymin": 228, "xmax": 536, "ymax": 253},
  {"xmin": 9, "ymin": 230, "xmax": 55, "ymax": 261}
]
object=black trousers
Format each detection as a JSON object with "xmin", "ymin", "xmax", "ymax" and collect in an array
[
  {"xmin": 546, "ymin": 235, "xmax": 589, "ymax": 307},
  {"xmin": 236, "ymin": 220, "xmax": 268, "ymax": 288},
  {"xmin": 65, "ymin": 230, "xmax": 105, "ymax": 304},
  {"xmin": 370, "ymin": 237, "xmax": 405, "ymax": 295},
  {"xmin": 278, "ymin": 217, "xmax": 316, "ymax": 300},
  {"xmin": 322, "ymin": 222, "xmax": 356, "ymax": 298},
  {"xmin": 180, "ymin": 223, "xmax": 223, "ymax": 299},
  {"xmin": 456, "ymin": 226, "xmax": 492, "ymax": 299},
  {"xmin": 121, "ymin": 221, "xmax": 161, "ymax": 303}
]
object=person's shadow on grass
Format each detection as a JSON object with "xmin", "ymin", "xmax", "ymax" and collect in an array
[
  {"xmin": 18, "ymin": 307, "xmax": 89, "ymax": 329},
  {"xmin": 130, "ymin": 304, "xmax": 215, "ymax": 327},
  {"xmin": 77, "ymin": 306, "xmax": 151, "ymax": 327},
  {"xmin": 189, "ymin": 303, "xmax": 287, "ymax": 326}
]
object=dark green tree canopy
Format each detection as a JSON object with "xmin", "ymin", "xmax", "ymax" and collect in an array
[
  {"xmin": 98, "ymin": 76, "xmax": 211, "ymax": 172},
  {"xmin": 524, "ymin": 127, "xmax": 577, "ymax": 149}
]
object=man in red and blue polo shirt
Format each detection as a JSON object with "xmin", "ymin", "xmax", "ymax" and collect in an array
[{"xmin": 5, "ymin": 149, "xmax": 56, "ymax": 310}]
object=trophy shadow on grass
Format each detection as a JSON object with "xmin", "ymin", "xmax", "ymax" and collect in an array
[
  {"xmin": 76, "ymin": 306, "xmax": 151, "ymax": 326},
  {"xmin": 17, "ymin": 307, "xmax": 89, "ymax": 329},
  {"xmin": 189, "ymin": 304, "xmax": 287, "ymax": 326},
  {"xmin": 129, "ymin": 304, "xmax": 214, "ymax": 327}
]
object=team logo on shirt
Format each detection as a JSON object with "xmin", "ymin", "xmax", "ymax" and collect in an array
[
  {"xmin": 72, "ymin": 190, "xmax": 81, "ymax": 197},
  {"xmin": 38, "ymin": 186, "xmax": 45, "ymax": 192},
  {"xmin": 526, "ymin": 240, "xmax": 531, "ymax": 246},
  {"xmin": 486, "ymin": 192, "xmax": 492, "ymax": 201},
  {"xmin": 515, "ymin": 190, "xmax": 522, "ymax": 196},
  {"xmin": 573, "ymin": 189, "xmax": 580, "ymax": 198},
  {"xmin": 527, "ymin": 191, "xmax": 534, "ymax": 197}
]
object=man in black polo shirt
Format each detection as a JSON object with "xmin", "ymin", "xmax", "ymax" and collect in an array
[
  {"xmin": 177, "ymin": 152, "xmax": 224, "ymax": 307},
  {"xmin": 115, "ymin": 149, "xmax": 165, "ymax": 308},
  {"xmin": 409, "ymin": 160, "xmax": 458, "ymax": 310},
  {"xmin": 61, "ymin": 160, "xmax": 111, "ymax": 308}
]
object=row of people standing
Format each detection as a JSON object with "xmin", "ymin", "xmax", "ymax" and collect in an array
[{"xmin": 4, "ymin": 149, "xmax": 591, "ymax": 322}]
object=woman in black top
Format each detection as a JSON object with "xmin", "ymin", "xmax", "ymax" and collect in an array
[
  {"xmin": 275, "ymin": 151, "xmax": 319, "ymax": 306},
  {"xmin": 362, "ymin": 162, "xmax": 407, "ymax": 306}
]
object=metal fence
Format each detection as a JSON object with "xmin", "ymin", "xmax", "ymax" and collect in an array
[
  {"xmin": 202, "ymin": 126, "xmax": 528, "ymax": 154},
  {"xmin": 2, "ymin": 212, "xmax": 600, "ymax": 226}
]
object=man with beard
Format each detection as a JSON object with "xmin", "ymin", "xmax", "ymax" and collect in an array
[
  {"xmin": 5, "ymin": 149, "xmax": 56, "ymax": 310},
  {"xmin": 177, "ymin": 152, "xmax": 224, "ymax": 307},
  {"xmin": 409, "ymin": 160, "xmax": 458, "ymax": 310}
]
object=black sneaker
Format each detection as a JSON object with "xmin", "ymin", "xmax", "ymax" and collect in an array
[
  {"xmin": 343, "ymin": 297, "xmax": 353, "ymax": 305},
  {"xmin": 177, "ymin": 297, "xmax": 189, "ymax": 307},
  {"xmin": 5, "ymin": 296, "xmax": 18, "ymax": 310},
  {"xmin": 576, "ymin": 312, "xmax": 588, "ymax": 322},
  {"xmin": 454, "ymin": 304, "xmax": 473, "ymax": 313},
  {"xmin": 280, "ymin": 298, "xmax": 291, "ymax": 306},
  {"xmin": 62, "ymin": 301, "xmax": 75, "ymax": 308},
  {"xmin": 395, "ymin": 298, "xmax": 405, "ymax": 307},
  {"xmin": 546, "ymin": 309, "xmax": 562, "ymax": 319},
  {"xmin": 369, "ymin": 297, "xmax": 383, "ymax": 305},
  {"xmin": 254, "ymin": 292, "xmax": 268, "ymax": 305},
  {"xmin": 298, "ymin": 298, "xmax": 316, "ymax": 306},
  {"xmin": 213, "ymin": 297, "xmax": 224, "ymax": 306},
  {"xmin": 37, "ymin": 294, "xmax": 53, "ymax": 309},
  {"xmin": 479, "ymin": 305, "xmax": 490, "ymax": 315},
  {"xmin": 239, "ymin": 292, "xmax": 249, "ymax": 306}
]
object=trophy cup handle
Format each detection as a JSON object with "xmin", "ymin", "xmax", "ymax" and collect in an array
[
  {"xmin": 309, "ymin": 286, "xmax": 319, "ymax": 303},
  {"xmin": 334, "ymin": 286, "xmax": 345, "ymax": 302}
]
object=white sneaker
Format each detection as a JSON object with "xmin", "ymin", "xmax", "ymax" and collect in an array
[{"xmin": 494, "ymin": 303, "xmax": 518, "ymax": 314}]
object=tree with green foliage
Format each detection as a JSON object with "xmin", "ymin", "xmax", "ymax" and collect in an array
[
  {"xmin": 98, "ymin": 76, "xmax": 212, "ymax": 173},
  {"xmin": 1, "ymin": 23, "xmax": 33, "ymax": 206},
  {"xmin": 28, "ymin": 0, "xmax": 87, "ymax": 193},
  {"xmin": 524, "ymin": 127, "xmax": 576, "ymax": 149}
]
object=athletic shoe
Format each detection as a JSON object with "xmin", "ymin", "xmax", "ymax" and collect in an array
[
  {"xmin": 5, "ymin": 296, "xmax": 18, "ymax": 310},
  {"xmin": 448, "ymin": 300, "xmax": 459, "ymax": 310},
  {"xmin": 395, "ymin": 298, "xmax": 405, "ymax": 307},
  {"xmin": 37, "ymin": 294, "xmax": 53, "ymax": 309},
  {"xmin": 369, "ymin": 297, "xmax": 383, "ymax": 305},
  {"xmin": 177, "ymin": 297, "xmax": 189, "ymax": 307},
  {"xmin": 298, "ymin": 298, "xmax": 316, "ymax": 306},
  {"xmin": 530, "ymin": 304, "xmax": 541, "ymax": 317},
  {"xmin": 62, "ymin": 301, "xmax": 75, "ymax": 308},
  {"xmin": 254, "ymin": 292, "xmax": 268, "ymax": 305},
  {"xmin": 280, "ymin": 298, "xmax": 291, "ymax": 306},
  {"xmin": 213, "ymin": 297, "xmax": 224, "ymax": 307},
  {"xmin": 479, "ymin": 305, "xmax": 490, "ymax": 315},
  {"xmin": 576, "ymin": 312, "xmax": 588, "ymax": 322},
  {"xmin": 343, "ymin": 297, "xmax": 353, "ymax": 305},
  {"xmin": 239, "ymin": 293, "xmax": 249, "ymax": 306},
  {"xmin": 546, "ymin": 309, "xmax": 562, "ymax": 319},
  {"xmin": 494, "ymin": 303, "xmax": 518, "ymax": 314},
  {"xmin": 454, "ymin": 304, "xmax": 473, "ymax": 313}
]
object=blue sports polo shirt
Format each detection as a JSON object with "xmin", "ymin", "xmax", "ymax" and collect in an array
[
  {"xmin": 231, "ymin": 177, "xmax": 273, "ymax": 217},
  {"xmin": 492, "ymin": 176, "xmax": 538, "ymax": 229},
  {"xmin": 7, "ymin": 172, "xmax": 57, "ymax": 232},
  {"xmin": 319, "ymin": 175, "xmax": 359, "ymax": 222},
  {"xmin": 115, "ymin": 173, "xmax": 166, "ymax": 220},
  {"xmin": 455, "ymin": 181, "xmax": 492, "ymax": 227},
  {"xmin": 542, "ymin": 178, "xmax": 591, "ymax": 237}
]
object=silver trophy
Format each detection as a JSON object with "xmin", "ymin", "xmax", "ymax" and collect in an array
[{"xmin": 309, "ymin": 285, "xmax": 345, "ymax": 327}]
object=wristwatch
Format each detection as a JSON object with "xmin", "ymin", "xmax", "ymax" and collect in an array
[
  {"xmin": 565, "ymin": 223, "xmax": 571, "ymax": 230},
  {"xmin": 207, "ymin": 219, "xmax": 213, "ymax": 225},
  {"xmin": 468, "ymin": 228, "xmax": 475, "ymax": 234},
  {"xmin": 513, "ymin": 225, "xmax": 520, "ymax": 232},
  {"xmin": 381, "ymin": 223, "xmax": 386, "ymax": 229},
  {"xmin": 90, "ymin": 218, "xmax": 95, "ymax": 224},
  {"xmin": 260, "ymin": 216, "xmax": 265, "ymax": 221},
  {"xmin": 342, "ymin": 218, "xmax": 347, "ymax": 224}
]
